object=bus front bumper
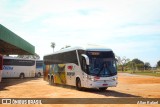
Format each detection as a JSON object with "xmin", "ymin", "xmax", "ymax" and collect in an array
[{"xmin": 86, "ymin": 80, "xmax": 118, "ymax": 88}]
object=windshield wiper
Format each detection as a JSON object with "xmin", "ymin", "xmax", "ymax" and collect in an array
[
  {"xmin": 97, "ymin": 67, "xmax": 103, "ymax": 76},
  {"xmin": 97, "ymin": 66, "xmax": 114, "ymax": 76}
]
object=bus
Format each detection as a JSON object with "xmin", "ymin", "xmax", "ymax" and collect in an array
[
  {"xmin": 2, "ymin": 57, "xmax": 36, "ymax": 78},
  {"xmin": 43, "ymin": 46, "xmax": 118, "ymax": 91},
  {"xmin": 0, "ymin": 55, "xmax": 3, "ymax": 82},
  {"xmin": 35, "ymin": 60, "xmax": 43, "ymax": 78}
]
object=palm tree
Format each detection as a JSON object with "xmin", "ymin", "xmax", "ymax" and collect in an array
[{"xmin": 51, "ymin": 42, "xmax": 56, "ymax": 52}]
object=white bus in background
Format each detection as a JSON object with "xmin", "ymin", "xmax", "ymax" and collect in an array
[
  {"xmin": 35, "ymin": 60, "xmax": 43, "ymax": 78},
  {"xmin": 2, "ymin": 57, "xmax": 36, "ymax": 79},
  {"xmin": 0, "ymin": 55, "xmax": 3, "ymax": 82},
  {"xmin": 43, "ymin": 45, "xmax": 118, "ymax": 91}
]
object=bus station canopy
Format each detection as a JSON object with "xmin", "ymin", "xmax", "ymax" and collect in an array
[{"xmin": 0, "ymin": 24, "xmax": 35, "ymax": 55}]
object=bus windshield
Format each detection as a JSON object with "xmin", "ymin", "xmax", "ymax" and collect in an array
[{"xmin": 86, "ymin": 51, "xmax": 117, "ymax": 77}]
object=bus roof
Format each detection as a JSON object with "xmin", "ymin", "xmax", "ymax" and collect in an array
[
  {"xmin": 44, "ymin": 45, "xmax": 113, "ymax": 57},
  {"xmin": 3, "ymin": 56, "xmax": 35, "ymax": 60}
]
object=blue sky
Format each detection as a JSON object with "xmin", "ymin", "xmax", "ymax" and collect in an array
[{"xmin": 0, "ymin": 0, "xmax": 160, "ymax": 66}]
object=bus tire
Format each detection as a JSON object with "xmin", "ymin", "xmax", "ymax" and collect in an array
[
  {"xmin": 76, "ymin": 78, "xmax": 82, "ymax": 91},
  {"xmin": 48, "ymin": 75, "xmax": 51, "ymax": 85},
  {"xmin": 51, "ymin": 76, "xmax": 54, "ymax": 85},
  {"xmin": 19, "ymin": 73, "xmax": 25, "ymax": 79},
  {"xmin": 48, "ymin": 75, "xmax": 50, "ymax": 82},
  {"xmin": 37, "ymin": 73, "xmax": 41, "ymax": 78},
  {"xmin": 99, "ymin": 87, "xmax": 108, "ymax": 91}
]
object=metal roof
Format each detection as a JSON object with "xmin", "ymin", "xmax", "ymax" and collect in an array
[{"xmin": 0, "ymin": 24, "xmax": 35, "ymax": 55}]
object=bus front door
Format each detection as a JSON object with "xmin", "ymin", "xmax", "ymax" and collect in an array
[{"xmin": 66, "ymin": 64, "xmax": 75, "ymax": 86}]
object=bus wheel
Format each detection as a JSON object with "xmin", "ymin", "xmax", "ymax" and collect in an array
[
  {"xmin": 49, "ymin": 77, "xmax": 52, "ymax": 85},
  {"xmin": 99, "ymin": 87, "xmax": 108, "ymax": 91},
  {"xmin": 76, "ymin": 78, "xmax": 82, "ymax": 91},
  {"xmin": 48, "ymin": 75, "xmax": 50, "ymax": 82},
  {"xmin": 37, "ymin": 73, "xmax": 41, "ymax": 78},
  {"xmin": 51, "ymin": 76, "xmax": 54, "ymax": 85},
  {"xmin": 19, "ymin": 73, "xmax": 25, "ymax": 79}
]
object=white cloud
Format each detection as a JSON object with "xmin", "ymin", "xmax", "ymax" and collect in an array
[{"xmin": 114, "ymin": 24, "xmax": 160, "ymax": 37}]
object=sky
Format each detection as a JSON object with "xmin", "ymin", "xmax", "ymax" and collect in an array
[{"xmin": 0, "ymin": 0, "xmax": 160, "ymax": 66}]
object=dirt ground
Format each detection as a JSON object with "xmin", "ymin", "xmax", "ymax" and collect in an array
[{"xmin": 0, "ymin": 73, "xmax": 160, "ymax": 107}]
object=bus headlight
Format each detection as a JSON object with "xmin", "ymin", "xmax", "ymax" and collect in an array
[
  {"xmin": 88, "ymin": 76, "xmax": 96, "ymax": 81},
  {"xmin": 112, "ymin": 77, "xmax": 118, "ymax": 81},
  {"xmin": 88, "ymin": 77, "xmax": 94, "ymax": 81},
  {"xmin": 91, "ymin": 78, "xmax": 94, "ymax": 81}
]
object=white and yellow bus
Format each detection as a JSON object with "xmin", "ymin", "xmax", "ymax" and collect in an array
[
  {"xmin": 2, "ymin": 57, "xmax": 36, "ymax": 78},
  {"xmin": 43, "ymin": 45, "xmax": 118, "ymax": 91}
]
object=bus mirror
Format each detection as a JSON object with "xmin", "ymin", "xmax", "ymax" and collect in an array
[{"xmin": 81, "ymin": 54, "xmax": 89, "ymax": 65}]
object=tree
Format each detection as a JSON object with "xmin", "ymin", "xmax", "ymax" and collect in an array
[
  {"xmin": 132, "ymin": 58, "xmax": 144, "ymax": 64},
  {"xmin": 116, "ymin": 56, "xmax": 130, "ymax": 72},
  {"xmin": 144, "ymin": 62, "xmax": 151, "ymax": 70},
  {"xmin": 157, "ymin": 60, "xmax": 160, "ymax": 67},
  {"xmin": 51, "ymin": 42, "xmax": 56, "ymax": 52},
  {"xmin": 132, "ymin": 58, "xmax": 144, "ymax": 71},
  {"xmin": 126, "ymin": 61, "xmax": 136, "ymax": 73}
]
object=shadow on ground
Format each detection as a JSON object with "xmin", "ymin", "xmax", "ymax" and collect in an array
[
  {"xmin": 47, "ymin": 83, "xmax": 141, "ymax": 98},
  {"xmin": 0, "ymin": 78, "xmax": 41, "ymax": 91}
]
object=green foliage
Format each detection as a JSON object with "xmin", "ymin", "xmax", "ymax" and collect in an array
[
  {"xmin": 51, "ymin": 42, "xmax": 56, "ymax": 52},
  {"xmin": 129, "ymin": 58, "xmax": 144, "ymax": 71},
  {"xmin": 136, "ymin": 63, "xmax": 144, "ymax": 70},
  {"xmin": 144, "ymin": 62, "xmax": 151, "ymax": 70},
  {"xmin": 132, "ymin": 58, "xmax": 144, "ymax": 64},
  {"xmin": 116, "ymin": 56, "xmax": 130, "ymax": 72},
  {"xmin": 157, "ymin": 60, "xmax": 160, "ymax": 67},
  {"xmin": 51, "ymin": 42, "xmax": 55, "ymax": 48}
]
